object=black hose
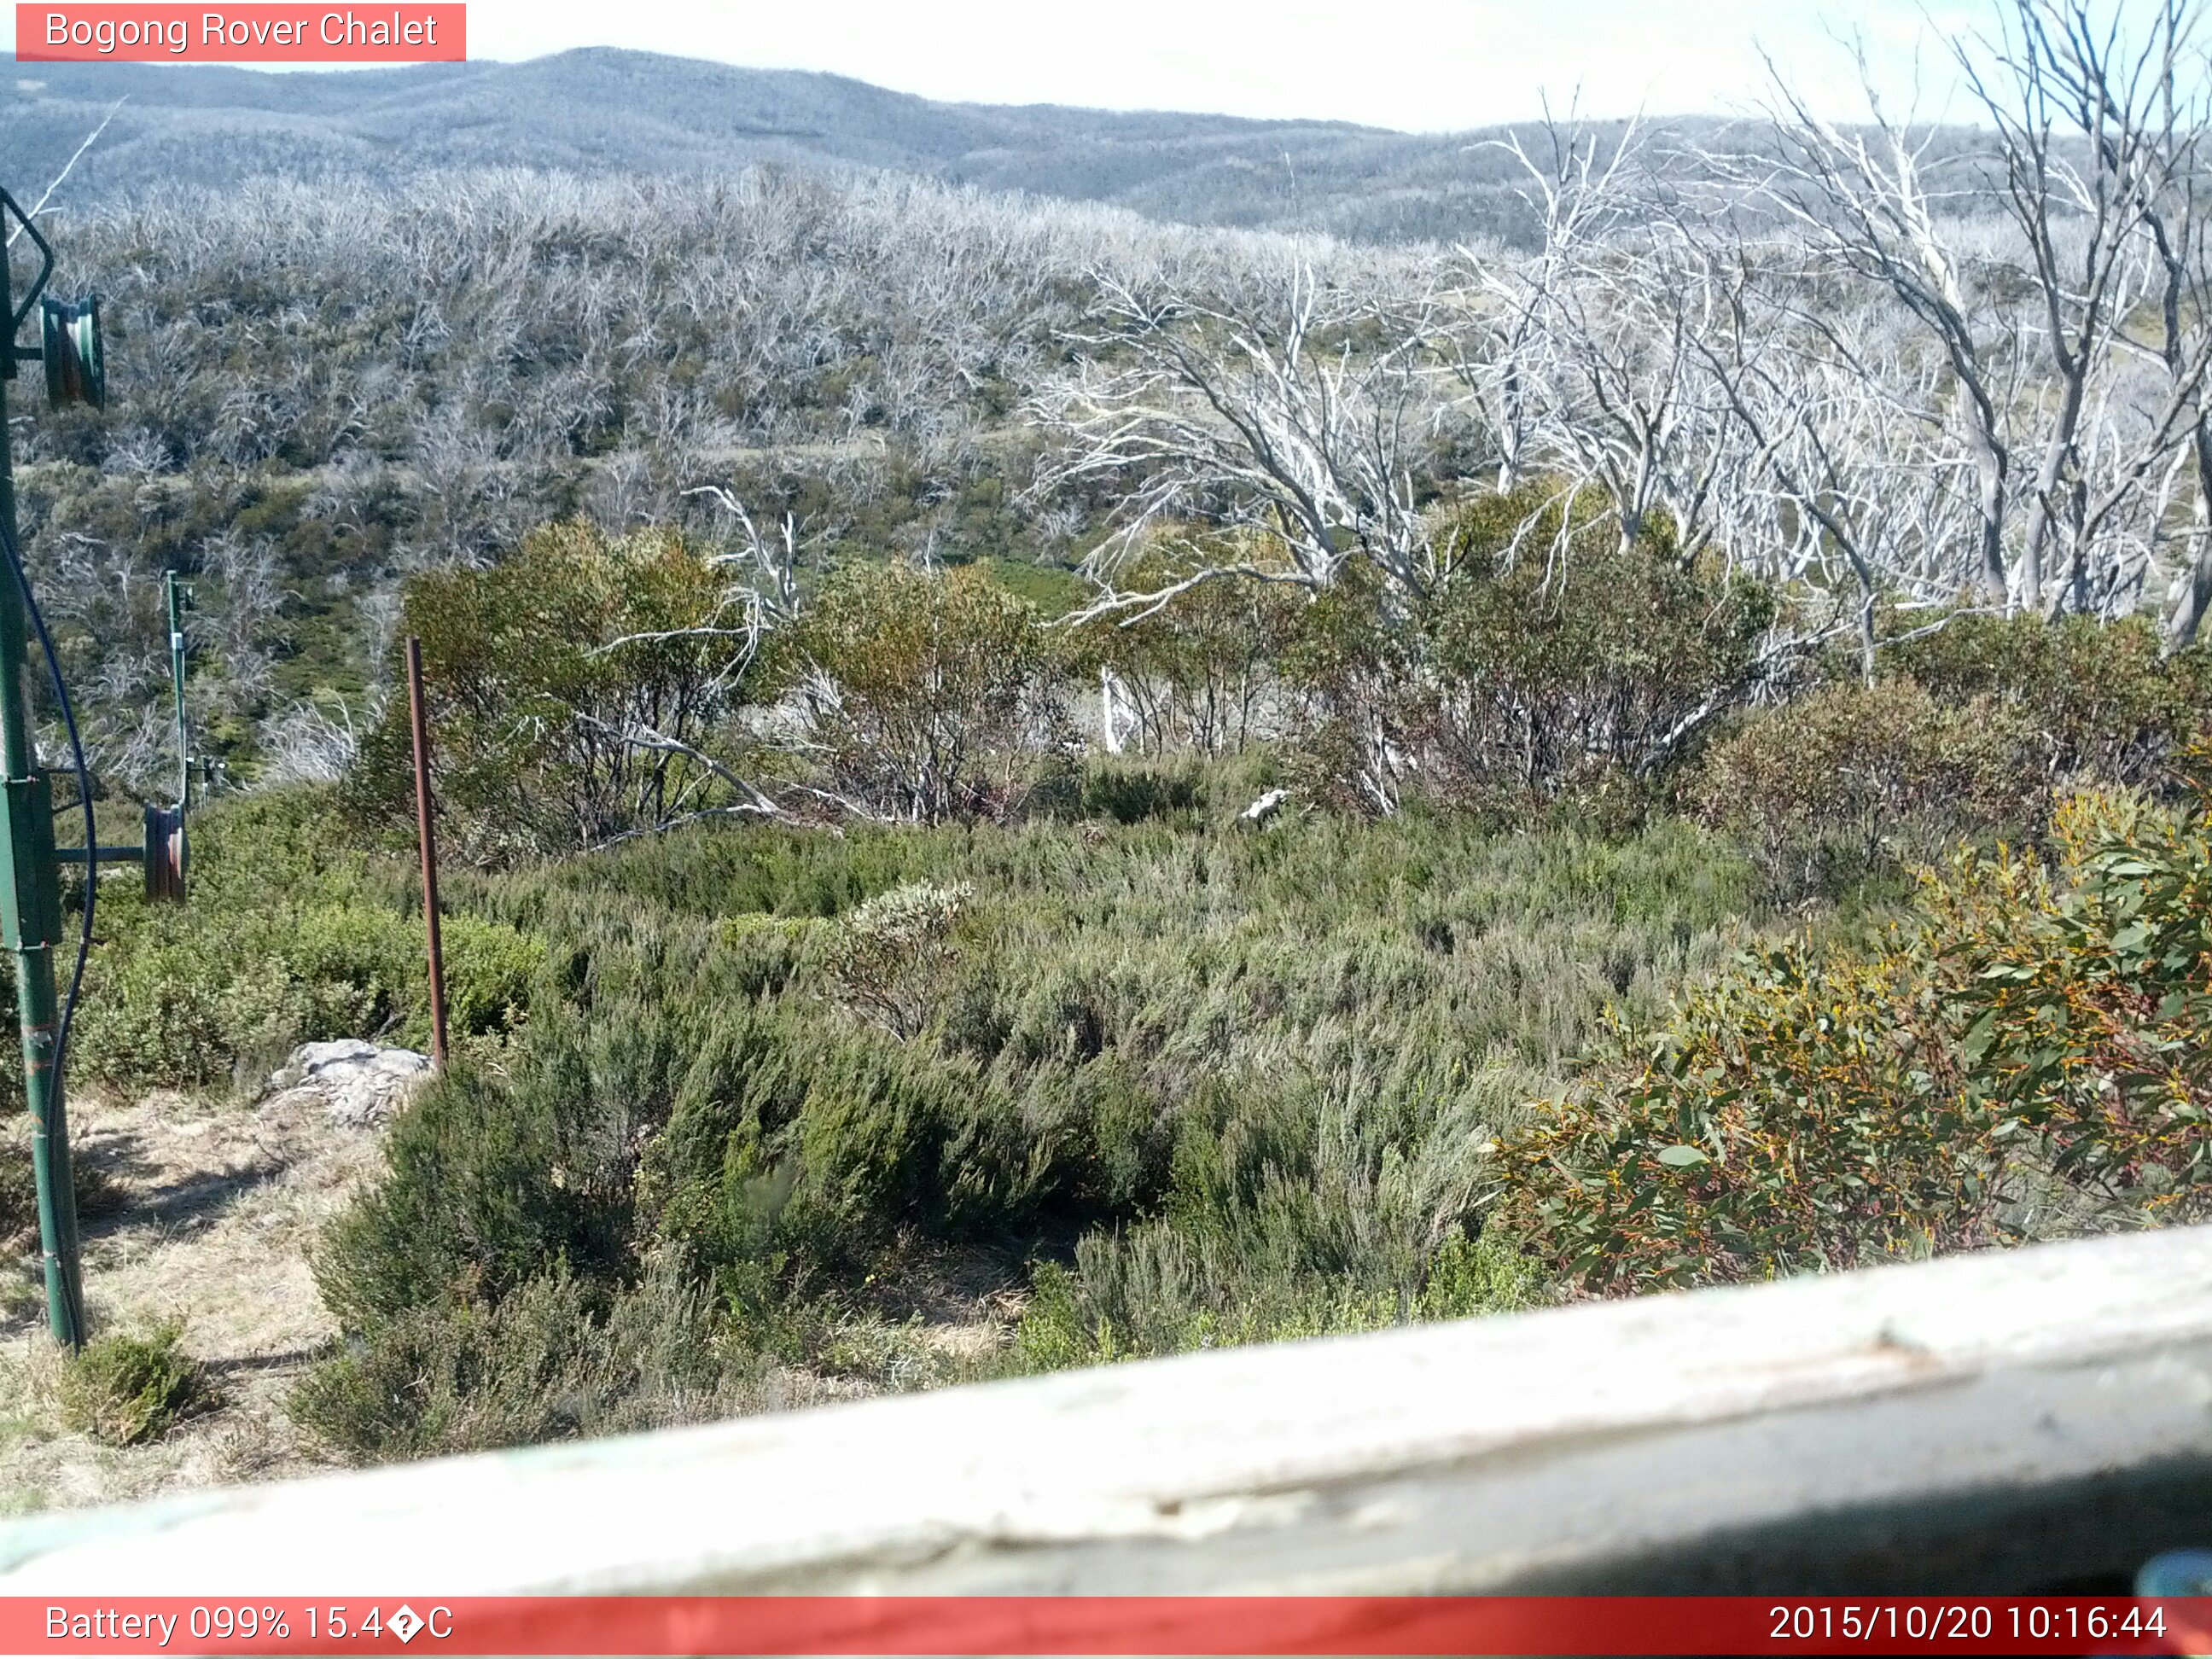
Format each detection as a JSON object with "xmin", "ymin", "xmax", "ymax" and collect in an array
[{"xmin": 0, "ymin": 512, "xmax": 94, "ymax": 1100}]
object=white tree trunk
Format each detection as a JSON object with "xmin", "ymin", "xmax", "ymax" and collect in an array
[{"xmin": 1100, "ymin": 666, "xmax": 1125, "ymax": 754}]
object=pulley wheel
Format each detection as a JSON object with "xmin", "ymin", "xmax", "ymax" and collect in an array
[
  {"xmin": 143, "ymin": 804, "xmax": 186, "ymax": 903},
  {"xmin": 41, "ymin": 294, "xmax": 105, "ymax": 411}
]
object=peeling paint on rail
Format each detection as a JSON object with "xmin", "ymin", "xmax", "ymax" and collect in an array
[{"xmin": 3, "ymin": 1225, "xmax": 2210, "ymax": 1594}]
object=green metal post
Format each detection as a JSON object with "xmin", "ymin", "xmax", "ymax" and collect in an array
[
  {"xmin": 166, "ymin": 572, "xmax": 188, "ymax": 811},
  {"xmin": 0, "ymin": 231, "xmax": 83, "ymax": 1349}
]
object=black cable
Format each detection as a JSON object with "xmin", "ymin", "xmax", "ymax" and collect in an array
[
  {"xmin": 0, "ymin": 512, "xmax": 94, "ymax": 1113},
  {"xmin": 0, "ymin": 510, "xmax": 95, "ymax": 1341}
]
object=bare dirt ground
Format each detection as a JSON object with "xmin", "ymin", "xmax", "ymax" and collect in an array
[
  {"xmin": 0, "ymin": 1080, "xmax": 1027, "ymax": 1517},
  {"xmin": 0, "ymin": 1084, "xmax": 383, "ymax": 1514}
]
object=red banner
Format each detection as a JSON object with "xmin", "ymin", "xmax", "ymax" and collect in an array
[
  {"xmin": 2, "ymin": 1597, "xmax": 2208, "ymax": 1656},
  {"xmin": 15, "ymin": 5, "xmax": 464, "ymax": 61}
]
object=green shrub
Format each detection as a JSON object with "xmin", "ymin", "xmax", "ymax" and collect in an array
[
  {"xmin": 1077, "ymin": 760, "xmax": 1208, "ymax": 825},
  {"xmin": 1284, "ymin": 483, "xmax": 1781, "ymax": 815},
  {"xmin": 439, "ymin": 915, "xmax": 549, "ymax": 1039},
  {"xmin": 1015, "ymin": 1228, "xmax": 1545, "ymax": 1367},
  {"xmin": 1886, "ymin": 613, "xmax": 2212, "ymax": 789},
  {"xmin": 1502, "ymin": 771, "xmax": 2212, "ymax": 1294},
  {"xmin": 312, "ymin": 1060, "xmax": 637, "ymax": 1331},
  {"xmin": 66, "ymin": 792, "xmax": 544, "ymax": 1094},
  {"xmin": 1417, "ymin": 1229, "xmax": 1551, "ymax": 1319},
  {"xmin": 818, "ymin": 881, "xmax": 972, "ymax": 1039},
  {"xmin": 290, "ymin": 1260, "xmax": 744, "ymax": 1464},
  {"xmin": 642, "ymin": 1000, "xmax": 1044, "ymax": 1285},
  {"xmin": 73, "ymin": 944, "xmax": 288, "ymax": 1090},
  {"xmin": 1008, "ymin": 1059, "xmax": 1545, "ymax": 1365},
  {"xmin": 290, "ymin": 771, "xmax": 1793, "ymax": 1452},
  {"xmin": 351, "ymin": 523, "xmax": 766, "ymax": 863},
  {"xmin": 1063, "ymin": 536, "xmax": 1302, "ymax": 757},
  {"xmin": 1693, "ymin": 678, "xmax": 2046, "ymax": 894},
  {"xmin": 1923, "ymin": 782, "xmax": 2212, "ymax": 1206},
  {"xmin": 771, "ymin": 563, "xmax": 1069, "ymax": 823},
  {"xmin": 60, "ymin": 1320, "xmax": 217, "ymax": 1446},
  {"xmin": 253, "ymin": 903, "xmax": 418, "ymax": 1038},
  {"xmin": 1504, "ymin": 944, "xmax": 1996, "ymax": 1290}
]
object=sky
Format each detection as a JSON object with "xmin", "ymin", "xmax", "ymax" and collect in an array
[
  {"xmin": 445, "ymin": 0, "xmax": 1993, "ymax": 130},
  {"xmin": 3, "ymin": 0, "xmax": 2003, "ymax": 130}
]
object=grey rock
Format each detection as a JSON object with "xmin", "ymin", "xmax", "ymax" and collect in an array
[
  {"xmin": 1238, "ymin": 789, "xmax": 1291, "ymax": 826},
  {"xmin": 266, "ymin": 1040, "xmax": 433, "ymax": 1129}
]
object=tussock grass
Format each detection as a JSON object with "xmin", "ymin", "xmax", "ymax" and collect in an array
[{"xmin": 59, "ymin": 1322, "xmax": 218, "ymax": 1447}]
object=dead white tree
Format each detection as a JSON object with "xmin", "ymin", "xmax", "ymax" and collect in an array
[
  {"xmin": 538, "ymin": 487, "xmax": 828, "ymax": 841},
  {"xmin": 2058, "ymin": 0, "xmax": 2212, "ymax": 648},
  {"xmin": 1955, "ymin": 0, "xmax": 2206, "ymax": 614},
  {"xmin": 3, "ymin": 100, "xmax": 124, "ymax": 247},
  {"xmin": 1463, "ymin": 114, "xmax": 1774, "ymax": 566},
  {"xmin": 260, "ymin": 692, "xmax": 381, "ymax": 786},
  {"xmin": 1689, "ymin": 231, "xmax": 1988, "ymax": 672},
  {"xmin": 683, "ymin": 485, "xmax": 809, "ymax": 637},
  {"xmin": 1028, "ymin": 258, "xmax": 1459, "ymax": 619},
  {"xmin": 1516, "ymin": 213, "xmax": 1755, "ymax": 561},
  {"xmin": 1453, "ymin": 111, "xmax": 1649, "ymax": 495},
  {"xmin": 1750, "ymin": 49, "xmax": 2026, "ymax": 608},
  {"xmin": 1746, "ymin": 5, "xmax": 2212, "ymax": 629}
]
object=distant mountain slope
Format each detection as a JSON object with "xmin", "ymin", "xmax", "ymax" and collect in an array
[{"xmin": 0, "ymin": 48, "xmax": 1602, "ymax": 242}]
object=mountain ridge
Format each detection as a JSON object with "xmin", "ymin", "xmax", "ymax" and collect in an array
[{"xmin": 2, "ymin": 47, "xmax": 1629, "ymax": 242}]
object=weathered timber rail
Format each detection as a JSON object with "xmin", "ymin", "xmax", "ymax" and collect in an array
[{"xmin": 2, "ymin": 1225, "xmax": 2209, "ymax": 1593}]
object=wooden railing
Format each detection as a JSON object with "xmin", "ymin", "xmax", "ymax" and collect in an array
[{"xmin": 3, "ymin": 1224, "xmax": 2209, "ymax": 1594}]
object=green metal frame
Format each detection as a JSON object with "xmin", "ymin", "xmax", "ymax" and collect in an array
[
  {"xmin": 168, "ymin": 573, "xmax": 189, "ymax": 811},
  {"xmin": 0, "ymin": 188, "xmax": 84, "ymax": 1348}
]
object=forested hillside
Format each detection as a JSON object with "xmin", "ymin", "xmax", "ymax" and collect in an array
[
  {"xmin": 15, "ymin": 166, "xmax": 1199, "ymax": 783},
  {"xmin": 3, "ymin": 50, "xmax": 1609, "ymax": 243},
  {"xmin": 9, "ymin": 0, "xmax": 2212, "ymax": 1482}
]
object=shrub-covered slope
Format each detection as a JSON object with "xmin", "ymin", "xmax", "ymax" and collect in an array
[{"xmin": 87, "ymin": 780, "xmax": 1763, "ymax": 1458}]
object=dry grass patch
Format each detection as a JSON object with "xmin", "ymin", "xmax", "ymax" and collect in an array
[{"xmin": 0, "ymin": 1082, "xmax": 387, "ymax": 1511}]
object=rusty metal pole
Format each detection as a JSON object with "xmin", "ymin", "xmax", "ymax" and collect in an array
[{"xmin": 405, "ymin": 637, "xmax": 449, "ymax": 1070}]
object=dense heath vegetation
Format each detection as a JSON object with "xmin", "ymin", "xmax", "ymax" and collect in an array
[
  {"xmin": 45, "ymin": 522, "xmax": 2212, "ymax": 1461},
  {"xmin": 11, "ymin": 0, "xmax": 2212, "ymax": 1464}
]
